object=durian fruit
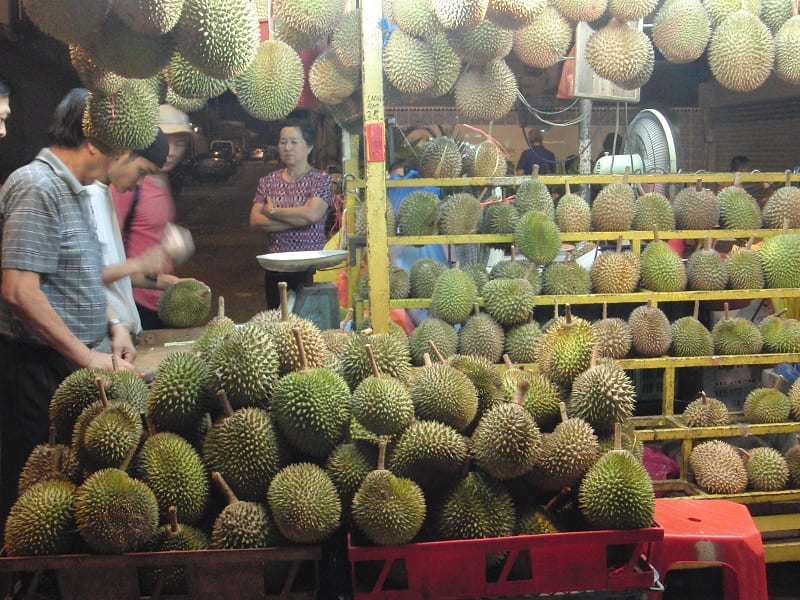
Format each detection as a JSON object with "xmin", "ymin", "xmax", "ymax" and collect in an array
[
  {"xmin": 202, "ymin": 392, "xmax": 289, "ymax": 501},
  {"xmin": 687, "ymin": 237, "xmax": 729, "ymax": 291},
  {"xmin": 175, "ymin": 0, "xmax": 259, "ymax": 79},
  {"xmin": 762, "ymin": 0, "xmax": 794, "ymax": 32},
  {"xmin": 309, "ymin": 49, "xmax": 359, "ymax": 105},
  {"xmin": 504, "ymin": 320, "xmax": 542, "ymax": 364},
  {"xmin": 83, "ymin": 82, "xmax": 160, "ymax": 153},
  {"xmin": 639, "ymin": 230, "xmax": 688, "ymax": 292},
  {"xmin": 397, "ymin": 190, "xmax": 440, "ymax": 235},
  {"xmin": 690, "ymin": 439, "xmax": 747, "ymax": 494},
  {"xmin": 432, "ymin": 0, "xmax": 490, "ymax": 29},
  {"xmin": 384, "ymin": 28, "xmax": 436, "ymax": 94},
  {"xmin": 743, "ymin": 386, "xmax": 791, "ymax": 423},
  {"xmin": 21, "ymin": 0, "xmax": 110, "ymax": 45},
  {"xmin": 489, "ymin": 250, "xmax": 535, "ymax": 280},
  {"xmin": 193, "ymin": 297, "xmax": 236, "ymax": 359},
  {"xmin": 480, "ymin": 201, "xmax": 518, "ymax": 238},
  {"xmin": 447, "ymin": 18, "xmax": 514, "ymax": 65},
  {"xmin": 454, "ymin": 59, "xmax": 518, "ymax": 122},
  {"xmin": 410, "ymin": 258, "xmax": 448, "ymax": 298},
  {"xmin": 409, "ymin": 317, "xmax": 458, "ymax": 366},
  {"xmin": 486, "ymin": 0, "xmax": 548, "ymax": 29},
  {"xmin": 272, "ymin": 0, "xmax": 345, "ymax": 36},
  {"xmin": 272, "ymin": 14, "xmax": 320, "ymax": 51},
  {"xmin": 157, "ymin": 279, "xmax": 212, "ymax": 328},
  {"xmin": 359, "ymin": 265, "xmax": 411, "ymax": 301},
  {"xmin": 163, "ymin": 53, "xmax": 228, "ymax": 100},
  {"xmin": 673, "ymin": 179, "xmax": 720, "ymax": 230},
  {"xmin": 514, "ymin": 166, "xmax": 554, "ymax": 218},
  {"xmin": 703, "ymin": 0, "xmax": 762, "ymax": 27},
  {"xmin": 594, "ymin": 303, "xmax": 632, "ymax": 360},
  {"xmin": 542, "ymin": 255, "xmax": 591, "ymax": 296},
  {"xmin": 727, "ymin": 236, "xmax": 765, "ymax": 290},
  {"xmin": 458, "ymin": 305, "xmax": 505, "ymax": 363},
  {"xmin": 608, "ymin": 0, "xmax": 658, "ymax": 21},
  {"xmin": 590, "ymin": 237, "xmax": 641, "ymax": 294},
  {"xmin": 392, "ymin": 0, "xmax": 441, "ymax": 37},
  {"xmin": 424, "ymin": 28, "xmax": 463, "ymax": 98},
  {"xmin": 552, "ymin": 0, "xmax": 608, "ymax": 21},
  {"xmin": 597, "ymin": 426, "xmax": 644, "ymax": 462},
  {"xmin": 652, "ymin": 0, "xmax": 711, "ymax": 64},
  {"xmin": 409, "ymin": 351, "xmax": 479, "ymax": 432},
  {"xmin": 681, "ymin": 391, "xmax": 729, "ymax": 426},
  {"xmin": 762, "ymin": 172, "xmax": 800, "ymax": 229},
  {"xmin": 773, "ymin": 318, "xmax": 800, "ymax": 353},
  {"xmin": 482, "ymin": 275, "xmax": 538, "ymax": 326},
  {"xmin": 326, "ymin": 441, "xmax": 379, "ymax": 512},
  {"xmin": 516, "ymin": 502, "xmax": 560, "ymax": 535},
  {"xmin": 568, "ymin": 348, "xmax": 636, "ymax": 435},
  {"xmin": 514, "ymin": 210, "xmax": 562, "ymax": 266},
  {"xmin": 437, "ymin": 471, "xmax": 515, "ymax": 566},
  {"xmin": 352, "ymin": 344, "xmax": 414, "ymax": 436},
  {"xmin": 271, "ymin": 328, "xmax": 351, "ymax": 457},
  {"xmin": 448, "ymin": 354, "xmax": 504, "ymax": 423},
  {"xmin": 112, "ymin": 0, "xmax": 182, "ymax": 35},
  {"xmin": 267, "ymin": 463, "xmax": 342, "ymax": 543},
  {"xmin": 585, "ymin": 21, "xmax": 654, "ymax": 87},
  {"xmin": 718, "ymin": 177, "xmax": 762, "ymax": 230},
  {"xmin": 591, "ymin": 169, "xmax": 635, "ymax": 232},
  {"xmin": 712, "ymin": 302, "xmax": 764, "ymax": 355},
  {"xmin": 528, "ymin": 402, "xmax": 599, "ymax": 491},
  {"xmin": 629, "ymin": 299, "xmax": 672, "ymax": 357},
  {"xmin": 134, "ymin": 431, "xmax": 209, "ymax": 525},
  {"xmin": 760, "ymin": 228, "xmax": 800, "ymax": 289},
  {"xmin": 229, "ymin": 40, "xmax": 305, "ymax": 122},
  {"xmin": 209, "ymin": 472, "xmax": 281, "ymax": 549},
  {"xmin": 84, "ymin": 15, "xmax": 176, "ymax": 79},
  {"xmin": 17, "ymin": 426, "xmax": 74, "ymax": 496},
  {"xmin": 431, "ymin": 266, "xmax": 479, "ymax": 324},
  {"xmin": 616, "ymin": 34, "xmax": 655, "ymax": 90},
  {"xmin": 759, "ymin": 308, "xmax": 789, "ymax": 351},
  {"xmin": 439, "ymin": 193, "xmax": 481, "ymax": 235},
  {"xmin": 3, "ymin": 479, "xmax": 77, "ymax": 556},
  {"xmin": 555, "ymin": 182, "xmax": 591, "ymax": 233},
  {"xmin": 331, "ymin": 8, "xmax": 362, "ymax": 69},
  {"xmin": 74, "ymin": 448, "xmax": 159, "ymax": 554},
  {"xmin": 462, "ymin": 263, "xmax": 490, "ymax": 295},
  {"xmin": 389, "ymin": 420, "xmax": 469, "ymax": 489},
  {"xmin": 708, "ymin": 9, "xmax": 775, "ymax": 92},
  {"xmin": 351, "ymin": 441, "xmax": 426, "ymax": 546},
  {"xmin": 578, "ymin": 425, "xmax": 655, "ymax": 530},
  {"xmin": 473, "ymin": 380, "xmax": 542, "ymax": 479},
  {"xmin": 207, "ymin": 322, "xmax": 280, "ymax": 408},
  {"xmin": 742, "ymin": 447, "xmax": 789, "ymax": 491},
  {"xmin": 140, "ymin": 506, "xmax": 209, "ymax": 595},
  {"xmin": 419, "ymin": 136, "xmax": 463, "ymax": 179},
  {"xmin": 465, "ymin": 140, "xmax": 508, "ymax": 177},
  {"xmin": 502, "ymin": 358, "xmax": 562, "ymax": 431},
  {"xmin": 632, "ymin": 190, "xmax": 676, "ymax": 231},
  {"xmin": 339, "ymin": 332, "xmax": 412, "ymax": 391},
  {"xmin": 536, "ymin": 304, "xmax": 599, "ymax": 388},
  {"xmin": 512, "ymin": 5, "xmax": 572, "ymax": 69},
  {"xmin": 69, "ymin": 44, "xmax": 126, "ymax": 95},
  {"xmin": 786, "ymin": 442, "xmax": 800, "ymax": 487},
  {"xmin": 671, "ymin": 301, "xmax": 714, "ymax": 357}
]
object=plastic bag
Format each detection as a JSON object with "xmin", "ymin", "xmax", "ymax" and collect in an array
[{"xmin": 556, "ymin": 46, "xmax": 576, "ymax": 99}]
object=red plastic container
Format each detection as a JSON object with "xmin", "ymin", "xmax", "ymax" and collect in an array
[{"xmin": 349, "ymin": 525, "xmax": 663, "ymax": 600}]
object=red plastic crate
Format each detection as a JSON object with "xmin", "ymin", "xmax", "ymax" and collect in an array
[{"xmin": 348, "ymin": 525, "xmax": 663, "ymax": 600}]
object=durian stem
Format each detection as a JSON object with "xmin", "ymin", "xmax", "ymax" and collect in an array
[
  {"xmin": 472, "ymin": 303, "xmax": 480, "ymax": 318},
  {"xmin": 502, "ymin": 353, "xmax": 515, "ymax": 370},
  {"xmin": 423, "ymin": 353, "xmax": 433, "ymax": 367},
  {"xmin": 559, "ymin": 401, "xmax": 568, "ymax": 423},
  {"xmin": 783, "ymin": 217, "xmax": 791, "ymax": 233},
  {"xmin": 53, "ymin": 446, "xmax": 64, "ymax": 475},
  {"xmin": 724, "ymin": 302, "xmax": 730, "ymax": 321},
  {"xmin": 565, "ymin": 181, "xmax": 572, "ymax": 195},
  {"xmin": 211, "ymin": 471, "xmax": 239, "ymax": 506},
  {"xmin": 590, "ymin": 344, "xmax": 599, "ymax": 368},
  {"xmin": 95, "ymin": 376, "xmax": 109, "ymax": 409},
  {"xmin": 217, "ymin": 389, "xmax": 234, "ymax": 419},
  {"xmin": 733, "ymin": 171, "xmax": 742, "ymax": 187},
  {"xmin": 700, "ymin": 390, "xmax": 708, "ymax": 404},
  {"xmin": 377, "ymin": 439, "xmax": 387, "ymax": 471},
  {"xmin": 513, "ymin": 379, "xmax": 530, "ymax": 406},
  {"xmin": 636, "ymin": 183, "xmax": 646, "ymax": 197},
  {"xmin": 773, "ymin": 374, "xmax": 785, "ymax": 390},
  {"xmin": 693, "ymin": 300, "xmax": 700, "ymax": 321},
  {"xmin": 646, "ymin": 298, "xmax": 655, "ymax": 309},
  {"xmin": 737, "ymin": 447, "xmax": 751, "ymax": 460},
  {"xmin": 786, "ymin": 169, "xmax": 793, "ymax": 188},
  {"xmin": 704, "ymin": 237, "xmax": 713, "ymax": 252},
  {"xmin": 523, "ymin": 264, "xmax": 536, "ymax": 282},
  {"xmin": 360, "ymin": 327, "xmax": 374, "ymax": 336},
  {"xmin": 532, "ymin": 163, "xmax": 540, "ymax": 180},
  {"xmin": 454, "ymin": 260, "xmax": 461, "ymax": 271},
  {"xmin": 774, "ymin": 308, "xmax": 789, "ymax": 319},
  {"xmin": 292, "ymin": 327, "xmax": 308, "ymax": 372},
  {"xmin": 652, "ymin": 228, "xmax": 660, "ymax": 243},
  {"xmin": 510, "ymin": 245, "xmax": 517, "ymax": 262},
  {"xmin": 278, "ymin": 281, "xmax": 290, "ymax": 321},
  {"xmin": 427, "ymin": 339, "xmax": 446, "ymax": 364},
  {"xmin": 614, "ymin": 422, "xmax": 622, "ymax": 451},
  {"xmin": 746, "ymin": 235, "xmax": 755, "ymax": 250},
  {"xmin": 47, "ymin": 425, "xmax": 56, "ymax": 448},
  {"xmin": 545, "ymin": 487, "xmax": 572, "ymax": 512},
  {"xmin": 168, "ymin": 506, "xmax": 179, "ymax": 534},
  {"xmin": 564, "ymin": 304, "xmax": 573, "ymax": 327},
  {"xmin": 460, "ymin": 456, "xmax": 473, "ymax": 479},
  {"xmin": 602, "ymin": 303, "xmax": 608, "ymax": 320},
  {"xmin": 111, "ymin": 354, "xmax": 119, "ymax": 372},
  {"xmin": 145, "ymin": 414, "xmax": 157, "ymax": 437},
  {"xmin": 217, "ymin": 296, "xmax": 226, "ymax": 319},
  {"xmin": 615, "ymin": 236, "xmax": 624, "ymax": 253},
  {"xmin": 694, "ymin": 178, "xmax": 703, "ymax": 192},
  {"xmin": 119, "ymin": 443, "xmax": 138, "ymax": 473},
  {"xmin": 365, "ymin": 344, "xmax": 381, "ymax": 377},
  {"xmin": 621, "ymin": 166, "xmax": 631, "ymax": 185}
]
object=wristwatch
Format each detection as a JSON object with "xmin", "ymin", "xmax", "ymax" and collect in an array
[
  {"xmin": 108, "ymin": 318, "xmax": 126, "ymax": 333},
  {"xmin": 268, "ymin": 207, "xmax": 278, "ymax": 217}
]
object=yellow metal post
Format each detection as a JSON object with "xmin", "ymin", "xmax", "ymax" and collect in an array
[{"xmin": 360, "ymin": 2, "xmax": 390, "ymax": 333}]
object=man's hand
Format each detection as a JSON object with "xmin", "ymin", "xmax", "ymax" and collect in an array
[
  {"xmin": 85, "ymin": 350, "xmax": 135, "ymax": 371},
  {"xmin": 133, "ymin": 246, "xmax": 172, "ymax": 277},
  {"xmin": 110, "ymin": 322, "xmax": 137, "ymax": 362}
]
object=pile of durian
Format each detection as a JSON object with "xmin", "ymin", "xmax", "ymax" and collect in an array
[{"xmin": 4, "ymin": 286, "xmax": 660, "ymax": 592}]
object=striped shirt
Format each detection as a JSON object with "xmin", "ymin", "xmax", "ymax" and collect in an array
[
  {"xmin": 252, "ymin": 168, "xmax": 333, "ymax": 253},
  {"xmin": 0, "ymin": 149, "xmax": 106, "ymax": 346}
]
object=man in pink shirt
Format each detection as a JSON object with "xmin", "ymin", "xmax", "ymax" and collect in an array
[{"xmin": 113, "ymin": 104, "xmax": 192, "ymax": 328}]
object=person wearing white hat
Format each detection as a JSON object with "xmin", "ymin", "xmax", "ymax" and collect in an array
[{"xmin": 112, "ymin": 104, "xmax": 194, "ymax": 329}]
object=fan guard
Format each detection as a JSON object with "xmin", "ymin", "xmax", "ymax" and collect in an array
[{"xmin": 624, "ymin": 109, "xmax": 677, "ymax": 195}]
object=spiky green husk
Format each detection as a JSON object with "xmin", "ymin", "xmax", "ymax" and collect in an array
[
  {"xmin": 22, "ymin": 0, "xmax": 110, "ymax": 45},
  {"xmin": 652, "ymin": 0, "xmax": 711, "ymax": 64},
  {"xmin": 432, "ymin": 0, "xmax": 490, "ymax": 29},
  {"xmin": 164, "ymin": 52, "xmax": 228, "ymax": 99},
  {"xmin": 568, "ymin": 361, "xmax": 636, "ymax": 435},
  {"xmin": 331, "ymin": 9, "xmax": 362, "ymax": 68},
  {"xmin": 727, "ymin": 247, "xmax": 765, "ymax": 289},
  {"xmin": 776, "ymin": 15, "xmax": 800, "ymax": 82},
  {"xmin": 671, "ymin": 317, "xmax": 714, "ymax": 357},
  {"xmin": 141, "ymin": 521, "xmax": 209, "ymax": 594},
  {"xmin": 516, "ymin": 505, "xmax": 559, "ymax": 534},
  {"xmin": 629, "ymin": 305, "xmax": 672, "ymax": 357},
  {"xmin": 789, "ymin": 378, "xmax": 800, "ymax": 421},
  {"xmin": 514, "ymin": 211, "xmax": 562, "ymax": 266},
  {"xmin": 352, "ymin": 470, "xmax": 426, "ymax": 545},
  {"xmin": 69, "ymin": 45, "xmax": 125, "ymax": 95},
  {"xmin": 447, "ymin": 19, "xmax": 514, "ymax": 65},
  {"xmin": 490, "ymin": 259, "xmax": 535, "ymax": 280},
  {"xmin": 409, "ymin": 317, "xmax": 458, "ymax": 366},
  {"xmin": 704, "ymin": 0, "xmax": 762, "ymax": 27},
  {"xmin": 786, "ymin": 445, "xmax": 800, "ymax": 487},
  {"xmin": 690, "ymin": 440, "xmax": 747, "ymax": 494},
  {"xmin": 462, "ymin": 263, "xmax": 490, "ymax": 295},
  {"xmin": 763, "ymin": 186, "xmax": 800, "ymax": 229},
  {"xmin": 274, "ymin": 0, "xmax": 345, "ymax": 36},
  {"xmin": 17, "ymin": 443, "xmax": 74, "ymax": 496},
  {"xmin": 454, "ymin": 59, "xmax": 518, "ymax": 122},
  {"xmin": 542, "ymin": 261, "xmax": 591, "ymax": 296},
  {"xmin": 712, "ymin": 316, "xmax": 763, "ymax": 355},
  {"xmin": 504, "ymin": 322, "xmax": 542, "ymax": 364},
  {"xmin": 480, "ymin": 202, "xmax": 518, "ymax": 237},
  {"xmin": 439, "ymin": 193, "xmax": 481, "ymax": 235},
  {"xmin": 193, "ymin": 315, "xmax": 236, "ymax": 359},
  {"xmin": 591, "ymin": 250, "xmax": 641, "ymax": 294},
  {"xmin": 359, "ymin": 266, "xmax": 411, "ymax": 301},
  {"xmin": 504, "ymin": 371, "xmax": 562, "ymax": 432},
  {"xmin": 528, "ymin": 417, "xmax": 599, "ymax": 490},
  {"xmin": 263, "ymin": 316, "xmax": 328, "ymax": 376},
  {"xmin": 267, "ymin": 463, "xmax": 341, "ymax": 543},
  {"xmin": 591, "ymin": 182, "xmax": 636, "ymax": 231},
  {"xmin": 686, "ymin": 247, "xmax": 728, "ymax": 291},
  {"xmin": 483, "ymin": 278, "xmax": 538, "ymax": 327},
  {"xmin": 397, "ymin": 190, "xmax": 440, "ymax": 235},
  {"xmin": 458, "ymin": 313, "xmax": 505, "ymax": 363},
  {"xmin": 210, "ymin": 501, "xmax": 281, "ymax": 549},
  {"xmin": 447, "ymin": 354, "xmax": 504, "ymax": 418},
  {"xmin": 75, "ymin": 468, "xmax": 158, "ymax": 553},
  {"xmin": 745, "ymin": 447, "xmax": 789, "ymax": 491},
  {"xmin": 708, "ymin": 10, "xmax": 775, "ymax": 92},
  {"xmin": 309, "ymin": 49, "xmax": 359, "ymax": 105},
  {"xmin": 326, "ymin": 441, "xmax": 379, "ymax": 508},
  {"xmin": 743, "ymin": 388, "xmax": 791, "ymax": 423},
  {"xmin": 431, "ymin": 269, "xmax": 478, "ymax": 325},
  {"xmin": 83, "ymin": 81, "xmax": 159, "ymax": 153},
  {"xmin": 632, "ymin": 193, "xmax": 676, "ymax": 231},
  {"xmin": 4, "ymin": 480, "xmax": 76, "ymax": 556},
  {"xmin": 718, "ymin": 186, "xmax": 762, "ymax": 230},
  {"xmin": 760, "ymin": 233, "xmax": 800, "ymax": 289},
  {"xmin": 673, "ymin": 185, "xmax": 720, "ymax": 230},
  {"xmin": 409, "ymin": 363, "xmax": 479, "ymax": 431},
  {"xmin": 202, "ymin": 408, "xmax": 289, "ymax": 501},
  {"xmin": 682, "ymin": 394, "xmax": 728, "ymax": 426},
  {"xmin": 389, "ymin": 420, "xmax": 469, "ymax": 488},
  {"xmin": 157, "ymin": 280, "xmax": 212, "ymax": 328},
  {"xmin": 392, "ymin": 0, "xmax": 440, "ymax": 37},
  {"xmin": 594, "ymin": 318, "xmax": 632, "ymax": 360},
  {"xmin": 73, "ymin": 400, "xmax": 143, "ymax": 473},
  {"xmin": 114, "ymin": 0, "xmax": 183, "ymax": 35},
  {"xmin": 384, "ymin": 29, "xmax": 436, "ymax": 94},
  {"xmin": 466, "ymin": 141, "xmax": 507, "ymax": 177},
  {"xmin": 515, "ymin": 180, "xmax": 553, "ymax": 218},
  {"xmin": 555, "ymin": 192, "xmax": 591, "ymax": 233},
  {"xmin": 579, "ymin": 449, "xmax": 655, "ymax": 530},
  {"xmin": 339, "ymin": 333, "xmax": 412, "ymax": 390},
  {"xmin": 410, "ymin": 258, "xmax": 448, "ymax": 298},
  {"xmin": 512, "ymin": 5, "xmax": 572, "ymax": 69},
  {"xmin": 473, "ymin": 402, "xmax": 541, "ymax": 479},
  {"xmin": 608, "ymin": 0, "xmax": 658, "ymax": 21},
  {"xmin": 640, "ymin": 241, "xmax": 687, "ymax": 292},
  {"xmin": 537, "ymin": 315, "xmax": 599, "ymax": 387},
  {"xmin": 353, "ymin": 375, "xmax": 414, "ymax": 437},
  {"xmin": 147, "ymin": 352, "xmax": 210, "ymax": 432}
]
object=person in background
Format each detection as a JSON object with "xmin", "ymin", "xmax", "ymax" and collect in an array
[
  {"xmin": 249, "ymin": 118, "xmax": 333, "ymax": 309},
  {"xmin": 0, "ymin": 77, "xmax": 10, "ymax": 140},
  {"xmin": 0, "ymin": 88, "xmax": 136, "ymax": 539},
  {"xmin": 113, "ymin": 104, "xmax": 192, "ymax": 329},
  {"xmin": 516, "ymin": 128, "xmax": 556, "ymax": 175}
]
